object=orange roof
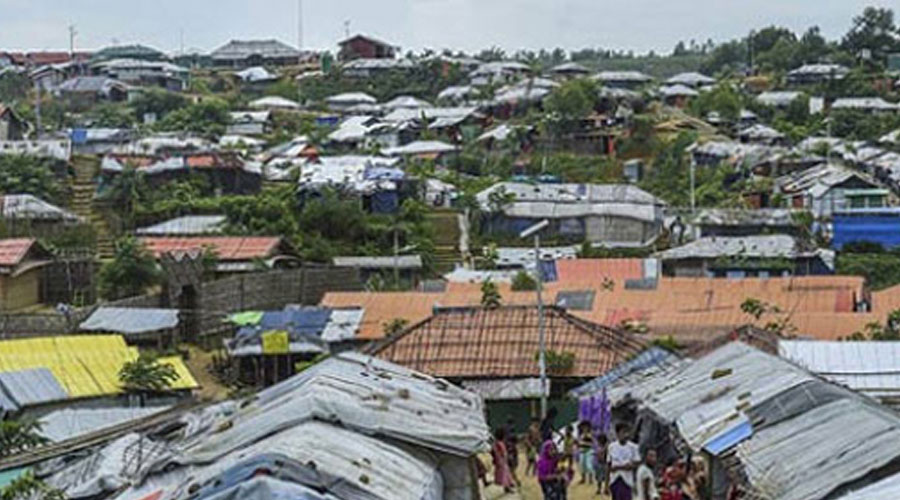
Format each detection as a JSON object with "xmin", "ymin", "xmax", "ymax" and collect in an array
[
  {"xmin": 139, "ymin": 237, "xmax": 282, "ymax": 261},
  {"xmin": 323, "ymin": 273, "xmax": 873, "ymax": 342},
  {"xmin": 555, "ymin": 258, "xmax": 644, "ymax": 285},
  {"xmin": 0, "ymin": 238, "xmax": 37, "ymax": 267}
]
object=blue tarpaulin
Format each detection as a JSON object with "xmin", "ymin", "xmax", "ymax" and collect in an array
[
  {"xmin": 833, "ymin": 211, "xmax": 900, "ymax": 250},
  {"xmin": 703, "ymin": 419, "xmax": 753, "ymax": 455},
  {"xmin": 539, "ymin": 260, "xmax": 558, "ymax": 282},
  {"xmin": 70, "ymin": 129, "xmax": 88, "ymax": 144}
]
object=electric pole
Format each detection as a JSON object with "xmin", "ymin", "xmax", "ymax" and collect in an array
[{"xmin": 69, "ymin": 24, "xmax": 77, "ymax": 56}]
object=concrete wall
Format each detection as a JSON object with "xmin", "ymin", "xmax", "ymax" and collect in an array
[{"xmin": 0, "ymin": 269, "xmax": 40, "ymax": 310}]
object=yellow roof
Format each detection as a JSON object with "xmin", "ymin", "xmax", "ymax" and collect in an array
[{"xmin": 0, "ymin": 335, "xmax": 198, "ymax": 398}]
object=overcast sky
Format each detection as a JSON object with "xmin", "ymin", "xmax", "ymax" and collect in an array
[{"xmin": 0, "ymin": 0, "xmax": 893, "ymax": 55}]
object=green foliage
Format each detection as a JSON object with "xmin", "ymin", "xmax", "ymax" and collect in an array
[
  {"xmin": 100, "ymin": 164, "xmax": 148, "ymax": 229},
  {"xmin": 480, "ymin": 279, "xmax": 502, "ymax": 308},
  {"xmin": 383, "ymin": 318, "xmax": 410, "ymax": 337},
  {"xmin": 841, "ymin": 7, "xmax": 900, "ymax": 65},
  {"xmin": 0, "ymin": 471, "xmax": 63, "ymax": 500},
  {"xmin": 0, "ymin": 420, "xmax": 48, "ymax": 458},
  {"xmin": 0, "ymin": 155, "xmax": 63, "ymax": 204},
  {"xmin": 650, "ymin": 336, "xmax": 683, "ymax": 353},
  {"xmin": 99, "ymin": 236, "xmax": 161, "ymax": 300},
  {"xmin": 0, "ymin": 72, "xmax": 30, "ymax": 103},
  {"xmin": 543, "ymin": 78, "xmax": 599, "ymax": 135},
  {"xmin": 511, "ymin": 270, "xmax": 537, "ymax": 291},
  {"xmin": 118, "ymin": 354, "xmax": 180, "ymax": 393},
  {"xmin": 86, "ymin": 102, "xmax": 136, "ymax": 128},
  {"xmin": 298, "ymin": 60, "xmax": 467, "ymax": 104},
  {"xmin": 155, "ymin": 97, "xmax": 231, "ymax": 137},
  {"xmin": 836, "ymin": 252, "xmax": 900, "ymax": 291},
  {"xmin": 129, "ymin": 89, "xmax": 189, "ymax": 122},
  {"xmin": 741, "ymin": 297, "xmax": 795, "ymax": 335},
  {"xmin": 619, "ymin": 115, "xmax": 661, "ymax": 159},
  {"xmin": 845, "ymin": 310, "xmax": 900, "ymax": 341},
  {"xmin": 541, "ymin": 350, "xmax": 576, "ymax": 374},
  {"xmin": 265, "ymin": 78, "xmax": 300, "ymax": 100},
  {"xmin": 640, "ymin": 132, "xmax": 742, "ymax": 208},
  {"xmin": 829, "ymin": 109, "xmax": 900, "ymax": 141},
  {"xmin": 689, "ymin": 84, "xmax": 744, "ymax": 123}
]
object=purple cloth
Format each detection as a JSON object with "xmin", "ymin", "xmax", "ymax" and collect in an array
[
  {"xmin": 610, "ymin": 477, "xmax": 632, "ymax": 500},
  {"xmin": 536, "ymin": 440, "xmax": 559, "ymax": 481}
]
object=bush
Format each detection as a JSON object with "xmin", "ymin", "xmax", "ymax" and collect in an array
[{"xmin": 511, "ymin": 270, "xmax": 537, "ymax": 291}]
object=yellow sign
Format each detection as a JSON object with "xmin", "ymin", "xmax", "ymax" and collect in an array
[{"xmin": 262, "ymin": 330, "xmax": 290, "ymax": 354}]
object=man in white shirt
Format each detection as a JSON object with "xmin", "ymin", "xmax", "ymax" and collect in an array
[
  {"xmin": 606, "ymin": 423, "xmax": 640, "ymax": 500},
  {"xmin": 635, "ymin": 449, "xmax": 660, "ymax": 500}
]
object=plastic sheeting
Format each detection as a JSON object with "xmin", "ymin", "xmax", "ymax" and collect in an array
[
  {"xmin": 80, "ymin": 307, "xmax": 180, "ymax": 335},
  {"xmin": 736, "ymin": 399, "xmax": 900, "ymax": 500},
  {"xmin": 0, "ymin": 367, "xmax": 68, "ymax": 411},
  {"xmin": 196, "ymin": 476, "xmax": 339, "ymax": 500},
  {"xmin": 38, "ymin": 406, "xmax": 170, "ymax": 443},
  {"xmin": 175, "ymin": 353, "xmax": 488, "ymax": 461},
  {"xmin": 839, "ymin": 472, "xmax": 900, "ymax": 500},
  {"xmin": 570, "ymin": 347, "xmax": 681, "ymax": 398}
]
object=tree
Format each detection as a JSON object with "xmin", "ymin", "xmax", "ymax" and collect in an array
[
  {"xmin": 480, "ymin": 279, "xmax": 502, "ymax": 308},
  {"xmin": 0, "ymin": 72, "xmax": 30, "ymax": 103},
  {"xmin": 99, "ymin": 237, "xmax": 161, "ymax": 300},
  {"xmin": 0, "ymin": 155, "xmax": 63, "ymax": 203},
  {"xmin": 100, "ymin": 163, "xmax": 147, "ymax": 229},
  {"xmin": 383, "ymin": 318, "xmax": 409, "ymax": 337},
  {"xmin": 119, "ymin": 354, "xmax": 180, "ymax": 406},
  {"xmin": 511, "ymin": 270, "xmax": 537, "ymax": 291},
  {"xmin": 130, "ymin": 89, "xmax": 188, "ymax": 122},
  {"xmin": 543, "ymin": 79, "xmax": 599, "ymax": 136},
  {"xmin": 0, "ymin": 471, "xmax": 63, "ymax": 500},
  {"xmin": 0, "ymin": 420, "xmax": 47, "ymax": 458},
  {"xmin": 741, "ymin": 298, "xmax": 795, "ymax": 335},
  {"xmin": 155, "ymin": 98, "xmax": 231, "ymax": 137},
  {"xmin": 86, "ymin": 102, "xmax": 136, "ymax": 128},
  {"xmin": 842, "ymin": 7, "xmax": 900, "ymax": 63}
]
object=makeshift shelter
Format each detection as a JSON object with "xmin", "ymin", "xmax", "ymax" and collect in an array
[
  {"xmin": 23, "ymin": 353, "xmax": 489, "ymax": 500},
  {"xmin": 0, "ymin": 238, "xmax": 53, "ymax": 310},
  {"xmin": 80, "ymin": 307, "xmax": 181, "ymax": 348}
]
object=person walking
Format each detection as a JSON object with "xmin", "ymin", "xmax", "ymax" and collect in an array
[
  {"xmin": 491, "ymin": 428, "xmax": 516, "ymax": 493},
  {"xmin": 524, "ymin": 418, "xmax": 542, "ymax": 476},
  {"xmin": 537, "ymin": 440, "xmax": 567, "ymax": 500},
  {"xmin": 606, "ymin": 423, "xmax": 640, "ymax": 500},
  {"xmin": 576, "ymin": 421, "xmax": 595, "ymax": 485}
]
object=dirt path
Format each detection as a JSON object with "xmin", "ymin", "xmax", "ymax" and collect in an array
[{"xmin": 482, "ymin": 448, "xmax": 611, "ymax": 500}]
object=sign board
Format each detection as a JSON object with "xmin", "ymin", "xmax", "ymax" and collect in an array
[{"xmin": 261, "ymin": 330, "xmax": 289, "ymax": 354}]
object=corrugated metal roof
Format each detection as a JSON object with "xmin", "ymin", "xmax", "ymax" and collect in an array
[
  {"xmin": 321, "ymin": 308, "xmax": 363, "ymax": 342},
  {"xmin": 0, "ymin": 238, "xmax": 37, "ymax": 267},
  {"xmin": 139, "ymin": 236, "xmax": 282, "ymax": 261},
  {"xmin": 569, "ymin": 346, "xmax": 682, "ymax": 398},
  {"xmin": 136, "ymin": 215, "xmax": 227, "ymax": 236},
  {"xmin": 0, "ymin": 367, "xmax": 68, "ymax": 410},
  {"xmin": 779, "ymin": 340, "xmax": 900, "ymax": 401},
  {"xmin": 332, "ymin": 255, "xmax": 422, "ymax": 269},
  {"xmin": 654, "ymin": 234, "xmax": 802, "ymax": 260},
  {"xmin": 665, "ymin": 72, "xmax": 715, "ymax": 86},
  {"xmin": 80, "ymin": 307, "xmax": 180, "ymax": 335},
  {"xmin": 0, "ymin": 195, "xmax": 80, "ymax": 222},
  {"xmin": 839, "ymin": 471, "xmax": 900, "ymax": 500},
  {"xmin": 38, "ymin": 406, "xmax": 171, "ymax": 442},
  {"xmin": 211, "ymin": 39, "xmax": 300, "ymax": 61}
]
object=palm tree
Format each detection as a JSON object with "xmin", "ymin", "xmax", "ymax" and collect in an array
[
  {"xmin": 119, "ymin": 354, "xmax": 180, "ymax": 407},
  {"xmin": 0, "ymin": 420, "xmax": 48, "ymax": 458},
  {"xmin": 481, "ymin": 279, "xmax": 502, "ymax": 308},
  {"xmin": 100, "ymin": 163, "xmax": 147, "ymax": 230}
]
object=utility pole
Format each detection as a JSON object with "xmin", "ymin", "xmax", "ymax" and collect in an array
[
  {"xmin": 344, "ymin": 20, "xmax": 351, "ymax": 39},
  {"xmin": 68, "ymin": 24, "xmax": 77, "ymax": 56},
  {"xmin": 297, "ymin": 0, "xmax": 304, "ymax": 61}
]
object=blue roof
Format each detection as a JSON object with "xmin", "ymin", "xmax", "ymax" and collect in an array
[
  {"xmin": 833, "ymin": 213, "xmax": 900, "ymax": 250},
  {"xmin": 0, "ymin": 368, "xmax": 68, "ymax": 411},
  {"xmin": 569, "ymin": 347, "xmax": 679, "ymax": 398},
  {"xmin": 230, "ymin": 307, "xmax": 333, "ymax": 354},
  {"xmin": 703, "ymin": 419, "xmax": 753, "ymax": 455}
]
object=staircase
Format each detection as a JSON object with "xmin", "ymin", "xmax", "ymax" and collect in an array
[
  {"xmin": 70, "ymin": 156, "xmax": 115, "ymax": 259},
  {"xmin": 428, "ymin": 210, "xmax": 463, "ymax": 275}
]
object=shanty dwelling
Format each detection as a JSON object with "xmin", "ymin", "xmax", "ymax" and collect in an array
[
  {"xmin": 383, "ymin": 106, "xmax": 483, "ymax": 144},
  {"xmin": 786, "ymin": 63, "xmax": 850, "ymax": 85},
  {"xmin": 341, "ymin": 58, "xmax": 415, "ymax": 78},
  {"xmin": 136, "ymin": 215, "xmax": 227, "ymax": 237},
  {"xmin": 573, "ymin": 341, "xmax": 900, "ymax": 500},
  {"xmin": 665, "ymin": 71, "xmax": 716, "ymax": 88},
  {"xmin": 831, "ymin": 96, "xmax": 900, "ymax": 115},
  {"xmin": 370, "ymin": 304, "xmax": 645, "ymax": 428},
  {"xmin": 248, "ymin": 95, "xmax": 300, "ymax": 111},
  {"xmin": 692, "ymin": 208, "xmax": 805, "ymax": 238},
  {"xmin": 325, "ymin": 91, "xmax": 377, "ymax": 112},
  {"xmin": 437, "ymin": 84, "xmax": 479, "ymax": 105},
  {"xmin": 382, "ymin": 140, "xmax": 460, "ymax": 165},
  {"xmin": 210, "ymin": 39, "xmax": 303, "ymax": 68},
  {"xmin": 226, "ymin": 110, "xmax": 271, "ymax": 136},
  {"xmin": 779, "ymin": 340, "xmax": 900, "ymax": 410},
  {"xmin": 0, "ymin": 238, "xmax": 53, "ymax": 310},
  {"xmin": 654, "ymin": 234, "xmax": 835, "ymax": 278},
  {"xmin": 0, "ymin": 194, "xmax": 82, "ymax": 237},
  {"xmin": 737, "ymin": 123, "xmax": 788, "ymax": 146},
  {"xmin": 477, "ymin": 182, "xmax": 666, "ymax": 247},
  {"xmin": 326, "ymin": 115, "xmax": 398, "ymax": 151},
  {"xmin": 469, "ymin": 61, "xmax": 532, "ymax": 85},
  {"xmin": 0, "ymin": 103, "xmax": 27, "ymax": 140},
  {"xmin": 224, "ymin": 306, "xmax": 364, "ymax": 385},
  {"xmin": 100, "ymin": 152, "xmax": 262, "ymax": 195},
  {"xmin": 91, "ymin": 44, "xmax": 167, "ymax": 63},
  {"xmin": 69, "ymin": 127, "xmax": 134, "ymax": 154},
  {"xmin": 592, "ymin": 70, "xmax": 653, "ymax": 90},
  {"xmin": 80, "ymin": 307, "xmax": 182, "ymax": 350},
  {"xmin": 775, "ymin": 163, "xmax": 883, "ymax": 219},
  {"xmin": 756, "ymin": 90, "xmax": 805, "ymax": 108},
  {"xmin": 138, "ymin": 236, "xmax": 300, "ymax": 275},
  {"xmin": 54, "ymin": 76, "xmax": 130, "ymax": 109},
  {"xmin": 658, "ymin": 84, "xmax": 699, "ymax": 108},
  {"xmin": 338, "ymin": 34, "xmax": 399, "ymax": 61},
  {"xmin": 548, "ymin": 62, "xmax": 591, "ymax": 80},
  {"xmin": 332, "ymin": 255, "xmax": 424, "ymax": 289},
  {"xmin": 233, "ymin": 66, "xmax": 278, "ymax": 86},
  {"xmin": 833, "ymin": 207, "xmax": 900, "ymax": 250},
  {"xmin": 0, "ymin": 335, "xmax": 197, "ymax": 421},
  {"xmin": 296, "ymin": 155, "xmax": 409, "ymax": 213},
  {"xmin": 91, "ymin": 58, "xmax": 189, "ymax": 92},
  {"xmin": 8, "ymin": 353, "xmax": 490, "ymax": 500}
]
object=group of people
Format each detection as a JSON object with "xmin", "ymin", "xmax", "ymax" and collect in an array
[{"xmin": 485, "ymin": 408, "xmax": 707, "ymax": 500}]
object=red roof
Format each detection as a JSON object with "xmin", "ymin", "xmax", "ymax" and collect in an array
[
  {"xmin": 1, "ymin": 51, "xmax": 91, "ymax": 66},
  {"xmin": 555, "ymin": 258, "xmax": 645, "ymax": 285},
  {"xmin": 140, "ymin": 237, "xmax": 282, "ymax": 261},
  {"xmin": 0, "ymin": 238, "xmax": 37, "ymax": 267}
]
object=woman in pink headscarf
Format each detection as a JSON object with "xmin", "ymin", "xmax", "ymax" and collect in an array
[
  {"xmin": 491, "ymin": 428, "xmax": 516, "ymax": 493},
  {"xmin": 537, "ymin": 440, "xmax": 568, "ymax": 499}
]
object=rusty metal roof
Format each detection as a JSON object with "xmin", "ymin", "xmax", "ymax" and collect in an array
[{"xmin": 139, "ymin": 237, "xmax": 282, "ymax": 261}]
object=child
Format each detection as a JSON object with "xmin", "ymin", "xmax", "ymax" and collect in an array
[
  {"xmin": 576, "ymin": 421, "xmax": 595, "ymax": 484},
  {"xmin": 491, "ymin": 428, "xmax": 516, "ymax": 493},
  {"xmin": 594, "ymin": 432, "xmax": 609, "ymax": 494},
  {"xmin": 524, "ymin": 418, "xmax": 541, "ymax": 476},
  {"xmin": 562, "ymin": 425, "xmax": 576, "ymax": 470}
]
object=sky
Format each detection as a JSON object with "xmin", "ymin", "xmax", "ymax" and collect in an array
[{"xmin": 0, "ymin": 0, "xmax": 894, "ymax": 55}]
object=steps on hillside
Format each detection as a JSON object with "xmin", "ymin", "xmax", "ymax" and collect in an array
[{"xmin": 68, "ymin": 156, "xmax": 116, "ymax": 259}]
